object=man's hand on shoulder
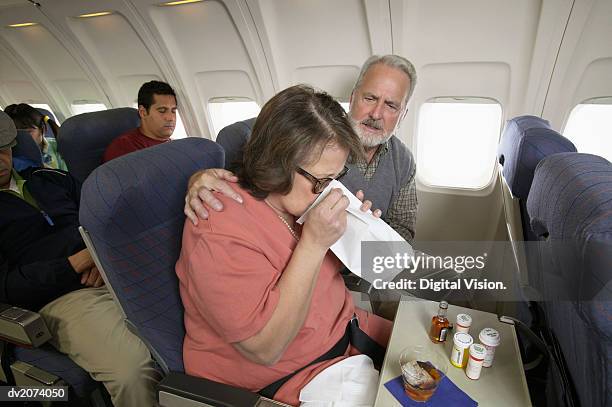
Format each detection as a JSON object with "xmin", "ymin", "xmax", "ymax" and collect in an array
[{"xmin": 184, "ymin": 168, "xmax": 244, "ymax": 225}]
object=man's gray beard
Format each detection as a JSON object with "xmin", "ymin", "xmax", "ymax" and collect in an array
[{"xmin": 350, "ymin": 117, "xmax": 393, "ymax": 148}]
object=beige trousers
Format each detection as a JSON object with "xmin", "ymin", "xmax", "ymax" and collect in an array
[{"xmin": 39, "ymin": 287, "xmax": 160, "ymax": 406}]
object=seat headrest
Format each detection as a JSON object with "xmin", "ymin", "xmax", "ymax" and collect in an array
[
  {"xmin": 497, "ymin": 115, "xmax": 576, "ymax": 199},
  {"xmin": 58, "ymin": 108, "xmax": 140, "ymax": 183},
  {"xmin": 216, "ymin": 117, "xmax": 256, "ymax": 170},
  {"xmin": 12, "ymin": 129, "xmax": 42, "ymax": 171},
  {"xmin": 527, "ymin": 152, "xmax": 612, "ymax": 300},
  {"xmin": 36, "ymin": 108, "xmax": 58, "ymax": 138},
  {"xmin": 79, "ymin": 138, "xmax": 224, "ymax": 373},
  {"xmin": 528, "ymin": 152, "xmax": 611, "ymax": 239}
]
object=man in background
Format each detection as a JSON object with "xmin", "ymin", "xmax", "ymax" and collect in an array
[
  {"xmin": 0, "ymin": 111, "xmax": 159, "ymax": 406},
  {"xmin": 103, "ymin": 80, "xmax": 177, "ymax": 162}
]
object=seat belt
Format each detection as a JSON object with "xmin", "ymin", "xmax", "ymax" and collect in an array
[{"xmin": 258, "ymin": 314, "xmax": 385, "ymax": 398}]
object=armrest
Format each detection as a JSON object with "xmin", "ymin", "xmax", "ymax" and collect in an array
[
  {"xmin": 157, "ymin": 372, "xmax": 291, "ymax": 407},
  {"xmin": 0, "ymin": 303, "xmax": 51, "ymax": 347}
]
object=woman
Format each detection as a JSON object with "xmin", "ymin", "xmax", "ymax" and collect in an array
[
  {"xmin": 176, "ymin": 85, "xmax": 392, "ymax": 405},
  {"xmin": 4, "ymin": 103, "xmax": 67, "ymax": 171}
]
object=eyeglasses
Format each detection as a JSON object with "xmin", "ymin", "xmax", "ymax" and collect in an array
[{"xmin": 296, "ymin": 165, "xmax": 350, "ymax": 194}]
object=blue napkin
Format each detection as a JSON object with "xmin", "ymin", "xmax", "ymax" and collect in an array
[{"xmin": 384, "ymin": 375, "xmax": 478, "ymax": 406}]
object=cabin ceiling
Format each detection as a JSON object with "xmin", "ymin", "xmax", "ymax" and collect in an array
[{"xmin": 0, "ymin": 0, "xmax": 609, "ymax": 141}]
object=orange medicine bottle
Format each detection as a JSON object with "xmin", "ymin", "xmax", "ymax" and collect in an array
[{"xmin": 429, "ymin": 301, "xmax": 450, "ymax": 343}]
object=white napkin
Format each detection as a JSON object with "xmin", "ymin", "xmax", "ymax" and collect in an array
[
  {"xmin": 296, "ymin": 180, "xmax": 412, "ymax": 282},
  {"xmin": 298, "ymin": 355, "xmax": 379, "ymax": 406}
]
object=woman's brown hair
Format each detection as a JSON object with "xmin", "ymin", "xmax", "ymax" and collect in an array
[{"xmin": 237, "ymin": 85, "xmax": 364, "ymax": 198}]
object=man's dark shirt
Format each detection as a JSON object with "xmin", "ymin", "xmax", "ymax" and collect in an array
[{"xmin": 0, "ymin": 168, "xmax": 84, "ymax": 310}]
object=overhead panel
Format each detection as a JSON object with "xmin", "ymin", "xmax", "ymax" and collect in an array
[
  {"xmin": 126, "ymin": 0, "xmax": 264, "ymax": 137},
  {"xmin": 419, "ymin": 62, "xmax": 511, "ymax": 105},
  {"xmin": 396, "ymin": 0, "xmax": 541, "ymax": 63},
  {"xmin": 0, "ymin": 48, "xmax": 44, "ymax": 104},
  {"xmin": 252, "ymin": 0, "xmax": 379, "ymax": 99},
  {"xmin": 195, "ymin": 70, "xmax": 255, "ymax": 101},
  {"xmin": 148, "ymin": 0, "xmax": 260, "ymax": 102},
  {"xmin": 53, "ymin": 79, "xmax": 106, "ymax": 105},
  {"xmin": 66, "ymin": 12, "xmax": 164, "ymax": 106},
  {"xmin": 3, "ymin": 24, "xmax": 82, "ymax": 81},
  {"xmin": 391, "ymin": 0, "xmax": 541, "ymax": 127},
  {"xmin": 573, "ymin": 58, "xmax": 612, "ymax": 104},
  {"xmin": 294, "ymin": 66, "xmax": 360, "ymax": 100},
  {"xmin": 119, "ymin": 75, "xmax": 165, "ymax": 105},
  {"xmin": 0, "ymin": 2, "xmax": 48, "ymax": 106},
  {"xmin": 0, "ymin": 3, "xmax": 107, "ymax": 112},
  {"xmin": 544, "ymin": 0, "xmax": 612, "ymax": 127}
]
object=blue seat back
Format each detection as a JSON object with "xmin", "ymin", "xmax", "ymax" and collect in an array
[
  {"xmin": 12, "ymin": 129, "xmax": 43, "ymax": 171},
  {"xmin": 527, "ymin": 152, "xmax": 612, "ymax": 407},
  {"xmin": 79, "ymin": 138, "xmax": 225, "ymax": 373},
  {"xmin": 216, "ymin": 117, "xmax": 255, "ymax": 170},
  {"xmin": 497, "ymin": 115, "xmax": 577, "ymax": 240},
  {"xmin": 36, "ymin": 108, "xmax": 58, "ymax": 138},
  {"xmin": 58, "ymin": 108, "xmax": 140, "ymax": 183}
]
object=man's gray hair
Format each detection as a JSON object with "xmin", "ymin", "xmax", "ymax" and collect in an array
[{"xmin": 352, "ymin": 54, "xmax": 417, "ymax": 104}]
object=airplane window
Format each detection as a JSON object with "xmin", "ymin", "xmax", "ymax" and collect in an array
[
  {"xmin": 173, "ymin": 111, "xmax": 188, "ymax": 139},
  {"xmin": 208, "ymin": 99, "xmax": 260, "ymax": 139},
  {"xmin": 417, "ymin": 98, "xmax": 502, "ymax": 190},
  {"xmin": 563, "ymin": 99, "xmax": 612, "ymax": 161},
  {"xmin": 71, "ymin": 102, "xmax": 107, "ymax": 116}
]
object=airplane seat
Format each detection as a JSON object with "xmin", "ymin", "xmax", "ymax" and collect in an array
[
  {"xmin": 527, "ymin": 152, "xmax": 612, "ymax": 407},
  {"xmin": 58, "ymin": 108, "xmax": 140, "ymax": 183},
  {"xmin": 216, "ymin": 117, "xmax": 256, "ymax": 170},
  {"xmin": 496, "ymin": 116, "xmax": 578, "ymax": 378},
  {"xmin": 78, "ymin": 139, "xmax": 222, "ymax": 375},
  {"xmin": 497, "ymin": 115, "xmax": 577, "ymax": 294},
  {"xmin": 12, "ymin": 129, "xmax": 43, "ymax": 171},
  {"xmin": 36, "ymin": 107, "xmax": 58, "ymax": 138},
  {"xmin": 78, "ymin": 138, "xmax": 293, "ymax": 406},
  {"xmin": 12, "ymin": 344, "xmax": 100, "ymax": 398},
  {"xmin": 497, "ymin": 115, "xmax": 577, "ymax": 242},
  {"xmin": 0, "ymin": 308, "xmax": 111, "ymax": 405}
]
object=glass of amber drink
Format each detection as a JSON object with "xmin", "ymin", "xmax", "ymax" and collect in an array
[{"xmin": 399, "ymin": 346, "xmax": 448, "ymax": 402}]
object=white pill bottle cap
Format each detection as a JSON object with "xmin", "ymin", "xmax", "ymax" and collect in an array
[{"xmin": 479, "ymin": 328, "xmax": 500, "ymax": 346}]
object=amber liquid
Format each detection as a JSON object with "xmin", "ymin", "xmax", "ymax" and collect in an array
[
  {"xmin": 429, "ymin": 315, "xmax": 450, "ymax": 343},
  {"xmin": 402, "ymin": 361, "xmax": 443, "ymax": 402}
]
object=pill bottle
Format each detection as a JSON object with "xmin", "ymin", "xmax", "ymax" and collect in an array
[
  {"xmin": 479, "ymin": 328, "xmax": 501, "ymax": 367},
  {"xmin": 465, "ymin": 343, "xmax": 486, "ymax": 380},
  {"xmin": 455, "ymin": 313, "xmax": 472, "ymax": 334},
  {"xmin": 450, "ymin": 332, "xmax": 473, "ymax": 368}
]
